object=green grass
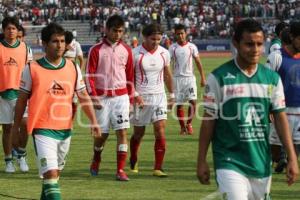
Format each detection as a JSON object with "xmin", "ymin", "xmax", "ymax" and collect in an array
[{"xmin": 0, "ymin": 56, "xmax": 299, "ymax": 200}]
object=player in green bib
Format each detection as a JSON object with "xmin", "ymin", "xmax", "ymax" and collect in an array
[{"xmin": 197, "ymin": 19, "xmax": 298, "ymax": 200}]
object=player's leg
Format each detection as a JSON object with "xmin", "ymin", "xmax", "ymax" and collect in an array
[
  {"xmin": 176, "ymin": 104, "xmax": 186, "ymax": 135},
  {"xmin": 153, "ymin": 119, "xmax": 167, "ymax": 177},
  {"xmin": 2, "ymin": 124, "xmax": 15, "ymax": 173},
  {"xmin": 16, "ymin": 117, "xmax": 29, "ymax": 172},
  {"xmin": 186, "ymin": 99, "xmax": 196, "ymax": 135},
  {"xmin": 34, "ymin": 134, "xmax": 62, "ymax": 200},
  {"xmin": 216, "ymin": 169, "xmax": 250, "ymax": 200},
  {"xmin": 112, "ymin": 95, "xmax": 130, "ymax": 181},
  {"xmin": 130, "ymin": 125, "xmax": 146, "ymax": 172},
  {"xmin": 250, "ymin": 176, "xmax": 272, "ymax": 200},
  {"xmin": 186, "ymin": 77, "xmax": 197, "ymax": 135},
  {"xmin": 90, "ymin": 97, "xmax": 110, "ymax": 176}
]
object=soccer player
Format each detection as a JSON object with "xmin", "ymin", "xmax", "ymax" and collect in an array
[
  {"xmin": 197, "ymin": 19, "xmax": 298, "ymax": 199},
  {"xmin": 64, "ymin": 31, "xmax": 84, "ymax": 70},
  {"xmin": 269, "ymin": 21, "xmax": 288, "ymax": 53},
  {"xmin": 0, "ymin": 16, "xmax": 29, "ymax": 173},
  {"xmin": 86, "ymin": 15, "xmax": 134, "ymax": 181},
  {"xmin": 169, "ymin": 24, "xmax": 206, "ymax": 135},
  {"xmin": 266, "ymin": 21, "xmax": 300, "ymax": 173},
  {"xmin": 129, "ymin": 23, "xmax": 174, "ymax": 177},
  {"xmin": 11, "ymin": 22, "xmax": 101, "ymax": 200}
]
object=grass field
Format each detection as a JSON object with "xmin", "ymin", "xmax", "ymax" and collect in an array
[{"xmin": 0, "ymin": 55, "xmax": 299, "ymax": 200}]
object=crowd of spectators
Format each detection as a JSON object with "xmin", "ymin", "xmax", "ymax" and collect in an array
[{"xmin": 0, "ymin": 0, "xmax": 299, "ymax": 41}]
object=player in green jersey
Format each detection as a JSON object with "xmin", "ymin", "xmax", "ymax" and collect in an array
[{"xmin": 197, "ymin": 19, "xmax": 298, "ymax": 200}]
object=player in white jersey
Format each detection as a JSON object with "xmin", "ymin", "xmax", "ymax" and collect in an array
[
  {"xmin": 197, "ymin": 19, "xmax": 298, "ymax": 200},
  {"xmin": 130, "ymin": 24, "xmax": 174, "ymax": 177},
  {"xmin": 169, "ymin": 24, "xmax": 206, "ymax": 135}
]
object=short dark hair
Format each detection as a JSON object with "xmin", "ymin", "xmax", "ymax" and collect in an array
[
  {"xmin": 281, "ymin": 27, "xmax": 291, "ymax": 45},
  {"xmin": 106, "ymin": 15, "xmax": 124, "ymax": 30},
  {"xmin": 41, "ymin": 23, "xmax": 65, "ymax": 43},
  {"xmin": 18, "ymin": 25, "xmax": 25, "ymax": 36},
  {"xmin": 289, "ymin": 21, "xmax": 300, "ymax": 38},
  {"xmin": 233, "ymin": 19, "xmax": 264, "ymax": 43},
  {"xmin": 65, "ymin": 31, "xmax": 74, "ymax": 45},
  {"xmin": 142, "ymin": 24, "xmax": 163, "ymax": 37},
  {"xmin": 174, "ymin": 24, "xmax": 186, "ymax": 32},
  {"xmin": 2, "ymin": 16, "xmax": 19, "ymax": 30},
  {"xmin": 275, "ymin": 21, "xmax": 288, "ymax": 37}
]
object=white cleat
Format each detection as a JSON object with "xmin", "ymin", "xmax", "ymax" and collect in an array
[
  {"xmin": 18, "ymin": 157, "xmax": 29, "ymax": 172},
  {"xmin": 5, "ymin": 161, "xmax": 16, "ymax": 173}
]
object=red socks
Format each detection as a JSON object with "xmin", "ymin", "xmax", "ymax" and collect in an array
[
  {"xmin": 187, "ymin": 102, "xmax": 196, "ymax": 125},
  {"xmin": 154, "ymin": 138, "xmax": 166, "ymax": 170},
  {"xmin": 177, "ymin": 107, "xmax": 185, "ymax": 129}
]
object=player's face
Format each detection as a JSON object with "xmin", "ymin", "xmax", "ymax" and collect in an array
[
  {"xmin": 44, "ymin": 34, "xmax": 65, "ymax": 60},
  {"xmin": 106, "ymin": 26, "xmax": 124, "ymax": 43},
  {"xmin": 175, "ymin": 29, "xmax": 187, "ymax": 44},
  {"xmin": 291, "ymin": 35, "xmax": 300, "ymax": 53},
  {"xmin": 17, "ymin": 31, "xmax": 24, "ymax": 42},
  {"xmin": 234, "ymin": 31, "xmax": 264, "ymax": 67},
  {"xmin": 143, "ymin": 33, "xmax": 162, "ymax": 50},
  {"xmin": 3, "ymin": 23, "xmax": 18, "ymax": 41}
]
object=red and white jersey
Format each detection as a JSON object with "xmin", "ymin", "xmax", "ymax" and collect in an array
[
  {"xmin": 133, "ymin": 44, "xmax": 170, "ymax": 95},
  {"xmin": 169, "ymin": 42, "xmax": 199, "ymax": 77}
]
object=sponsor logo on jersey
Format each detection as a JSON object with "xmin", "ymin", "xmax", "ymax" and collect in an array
[
  {"xmin": 224, "ymin": 72, "xmax": 236, "ymax": 79},
  {"xmin": 4, "ymin": 57, "xmax": 18, "ymax": 67},
  {"xmin": 48, "ymin": 81, "xmax": 66, "ymax": 95},
  {"xmin": 225, "ymin": 86, "xmax": 244, "ymax": 95}
]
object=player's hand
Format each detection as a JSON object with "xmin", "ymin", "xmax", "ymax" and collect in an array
[
  {"xmin": 91, "ymin": 97, "xmax": 102, "ymax": 110},
  {"xmin": 168, "ymin": 97, "xmax": 175, "ymax": 110},
  {"xmin": 197, "ymin": 161, "xmax": 210, "ymax": 185},
  {"xmin": 91, "ymin": 123, "xmax": 102, "ymax": 138},
  {"xmin": 200, "ymin": 79, "xmax": 206, "ymax": 87},
  {"xmin": 286, "ymin": 159, "xmax": 299, "ymax": 186},
  {"xmin": 135, "ymin": 95, "xmax": 144, "ymax": 109}
]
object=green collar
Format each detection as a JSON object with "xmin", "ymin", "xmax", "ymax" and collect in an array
[
  {"xmin": 1, "ymin": 39, "xmax": 20, "ymax": 48},
  {"xmin": 37, "ymin": 57, "xmax": 66, "ymax": 70}
]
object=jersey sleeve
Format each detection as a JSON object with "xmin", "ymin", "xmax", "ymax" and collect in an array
[
  {"xmin": 203, "ymin": 73, "xmax": 221, "ymax": 115},
  {"xmin": 265, "ymin": 51, "xmax": 282, "ymax": 72},
  {"xmin": 75, "ymin": 63, "xmax": 86, "ymax": 91},
  {"xmin": 75, "ymin": 41, "xmax": 83, "ymax": 56},
  {"xmin": 20, "ymin": 64, "xmax": 32, "ymax": 93},
  {"xmin": 191, "ymin": 43, "xmax": 199, "ymax": 58},
  {"xmin": 164, "ymin": 49, "xmax": 171, "ymax": 66},
  {"xmin": 271, "ymin": 77, "xmax": 286, "ymax": 113},
  {"xmin": 269, "ymin": 43, "xmax": 281, "ymax": 53}
]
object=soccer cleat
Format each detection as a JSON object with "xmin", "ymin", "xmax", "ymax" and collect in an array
[
  {"xmin": 90, "ymin": 159, "xmax": 100, "ymax": 176},
  {"xmin": 179, "ymin": 127, "xmax": 186, "ymax": 135},
  {"xmin": 274, "ymin": 158, "xmax": 287, "ymax": 173},
  {"xmin": 5, "ymin": 161, "xmax": 16, "ymax": 173},
  {"xmin": 186, "ymin": 124, "xmax": 193, "ymax": 135},
  {"xmin": 116, "ymin": 170, "xmax": 129, "ymax": 181},
  {"xmin": 153, "ymin": 169, "xmax": 168, "ymax": 177},
  {"xmin": 17, "ymin": 157, "xmax": 29, "ymax": 172},
  {"xmin": 130, "ymin": 160, "xmax": 139, "ymax": 173}
]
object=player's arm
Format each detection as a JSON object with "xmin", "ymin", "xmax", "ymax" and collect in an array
[
  {"xmin": 76, "ymin": 42, "xmax": 85, "ymax": 70},
  {"xmin": 197, "ymin": 112, "xmax": 215, "ymax": 185},
  {"xmin": 12, "ymin": 91, "xmax": 29, "ymax": 129},
  {"xmin": 77, "ymin": 89, "xmax": 101, "ymax": 138},
  {"xmin": 76, "ymin": 54, "xmax": 85, "ymax": 70},
  {"xmin": 273, "ymin": 112, "xmax": 299, "ymax": 185},
  {"xmin": 194, "ymin": 55, "xmax": 206, "ymax": 87},
  {"xmin": 164, "ymin": 64, "xmax": 175, "ymax": 109}
]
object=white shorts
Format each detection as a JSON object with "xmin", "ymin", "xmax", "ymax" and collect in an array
[
  {"xmin": 269, "ymin": 114, "xmax": 300, "ymax": 145},
  {"xmin": 0, "ymin": 97, "xmax": 28, "ymax": 124},
  {"xmin": 173, "ymin": 76, "xmax": 197, "ymax": 103},
  {"xmin": 95, "ymin": 95, "xmax": 130, "ymax": 133},
  {"xmin": 216, "ymin": 169, "xmax": 271, "ymax": 200},
  {"xmin": 33, "ymin": 134, "xmax": 71, "ymax": 177},
  {"xmin": 131, "ymin": 93, "xmax": 167, "ymax": 126}
]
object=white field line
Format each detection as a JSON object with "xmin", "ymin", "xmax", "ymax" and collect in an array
[{"xmin": 201, "ymin": 191, "xmax": 221, "ymax": 200}]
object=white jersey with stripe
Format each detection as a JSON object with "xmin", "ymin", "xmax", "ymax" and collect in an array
[
  {"xmin": 133, "ymin": 45, "xmax": 170, "ymax": 95},
  {"xmin": 169, "ymin": 42, "xmax": 199, "ymax": 77}
]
